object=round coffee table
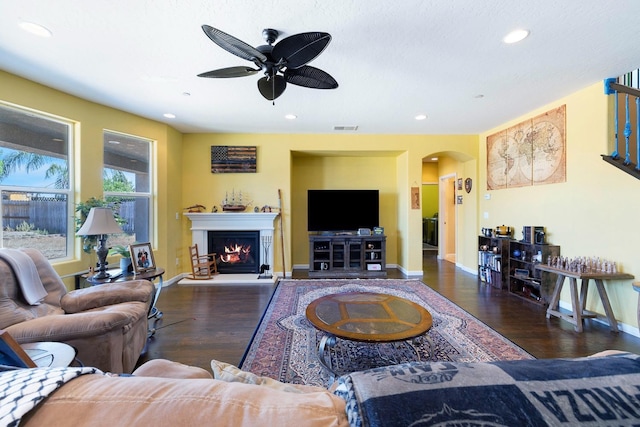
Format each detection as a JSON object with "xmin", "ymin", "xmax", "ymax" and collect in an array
[{"xmin": 305, "ymin": 292, "xmax": 433, "ymax": 378}]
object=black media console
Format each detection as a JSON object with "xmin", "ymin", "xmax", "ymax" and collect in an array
[{"xmin": 308, "ymin": 234, "xmax": 386, "ymax": 278}]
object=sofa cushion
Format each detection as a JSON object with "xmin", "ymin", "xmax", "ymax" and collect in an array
[
  {"xmin": 0, "ymin": 366, "xmax": 102, "ymax": 427},
  {"xmin": 210, "ymin": 359, "xmax": 326, "ymax": 393},
  {"xmin": 134, "ymin": 359, "xmax": 212, "ymax": 379},
  {"xmin": 333, "ymin": 352, "xmax": 640, "ymax": 427},
  {"xmin": 20, "ymin": 370, "xmax": 348, "ymax": 426}
]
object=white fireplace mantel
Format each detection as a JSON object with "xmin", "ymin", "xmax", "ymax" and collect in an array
[{"xmin": 185, "ymin": 212, "xmax": 279, "ymax": 273}]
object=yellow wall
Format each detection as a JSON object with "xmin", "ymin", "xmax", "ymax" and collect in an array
[
  {"xmin": 181, "ymin": 134, "xmax": 477, "ymax": 276},
  {"xmin": 0, "ymin": 70, "xmax": 184, "ymax": 286},
  {"xmin": 290, "ymin": 154, "xmax": 398, "ymax": 266},
  {"xmin": 421, "ymin": 185, "xmax": 438, "ymax": 219},
  {"xmin": 2, "ymin": 70, "xmax": 637, "ymax": 332},
  {"xmin": 422, "ymin": 162, "xmax": 439, "ymax": 218},
  {"xmin": 479, "ymin": 82, "xmax": 640, "ymax": 328}
]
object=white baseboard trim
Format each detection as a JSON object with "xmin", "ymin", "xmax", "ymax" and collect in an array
[{"xmin": 557, "ymin": 300, "xmax": 639, "ymax": 338}]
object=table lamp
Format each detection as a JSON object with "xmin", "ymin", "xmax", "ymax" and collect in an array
[{"xmin": 77, "ymin": 207, "xmax": 123, "ymax": 279}]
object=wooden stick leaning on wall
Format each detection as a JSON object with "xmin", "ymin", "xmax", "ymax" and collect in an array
[{"xmin": 278, "ymin": 189, "xmax": 286, "ymax": 278}]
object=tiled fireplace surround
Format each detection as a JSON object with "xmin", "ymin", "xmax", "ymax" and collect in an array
[{"xmin": 185, "ymin": 212, "xmax": 278, "ymax": 283}]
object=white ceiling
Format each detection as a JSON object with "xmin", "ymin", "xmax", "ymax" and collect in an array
[{"xmin": 1, "ymin": 0, "xmax": 640, "ymax": 135}]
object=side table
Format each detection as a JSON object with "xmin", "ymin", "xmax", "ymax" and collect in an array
[
  {"xmin": 21, "ymin": 342, "xmax": 77, "ymax": 368},
  {"xmin": 536, "ymin": 264, "xmax": 634, "ymax": 333}
]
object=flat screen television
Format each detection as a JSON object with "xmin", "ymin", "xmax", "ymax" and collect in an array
[{"xmin": 307, "ymin": 189, "xmax": 379, "ymax": 232}]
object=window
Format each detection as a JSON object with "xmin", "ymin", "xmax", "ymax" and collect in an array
[
  {"xmin": 103, "ymin": 130, "xmax": 153, "ymax": 248},
  {"xmin": 0, "ymin": 102, "xmax": 73, "ymax": 260}
]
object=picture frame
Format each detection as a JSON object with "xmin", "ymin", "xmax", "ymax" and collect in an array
[
  {"xmin": 457, "ymin": 178, "xmax": 463, "ymax": 191},
  {"xmin": 0, "ymin": 329, "xmax": 36, "ymax": 368},
  {"xmin": 130, "ymin": 242, "xmax": 156, "ymax": 273},
  {"xmin": 211, "ymin": 146, "xmax": 257, "ymax": 173}
]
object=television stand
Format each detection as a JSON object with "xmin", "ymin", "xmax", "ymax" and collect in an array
[{"xmin": 309, "ymin": 234, "xmax": 386, "ymax": 278}]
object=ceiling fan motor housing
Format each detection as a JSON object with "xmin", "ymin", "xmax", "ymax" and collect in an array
[{"xmin": 262, "ymin": 28, "xmax": 279, "ymax": 45}]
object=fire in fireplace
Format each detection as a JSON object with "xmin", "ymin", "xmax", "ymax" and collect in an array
[{"xmin": 208, "ymin": 230, "xmax": 260, "ymax": 274}]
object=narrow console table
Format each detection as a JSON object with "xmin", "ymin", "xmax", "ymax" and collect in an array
[{"xmin": 536, "ymin": 264, "xmax": 634, "ymax": 333}]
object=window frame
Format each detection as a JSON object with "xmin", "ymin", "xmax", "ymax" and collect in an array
[
  {"xmin": 0, "ymin": 101, "xmax": 75, "ymax": 261},
  {"xmin": 102, "ymin": 129, "xmax": 155, "ymax": 248}
]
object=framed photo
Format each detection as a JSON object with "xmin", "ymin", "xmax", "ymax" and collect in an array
[
  {"xmin": 0, "ymin": 330, "xmax": 36, "ymax": 368},
  {"xmin": 457, "ymin": 178, "xmax": 463, "ymax": 191},
  {"xmin": 130, "ymin": 242, "xmax": 156, "ymax": 273}
]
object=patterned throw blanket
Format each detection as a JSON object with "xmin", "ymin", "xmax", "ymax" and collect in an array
[
  {"xmin": 333, "ymin": 353, "xmax": 640, "ymax": 427},
  {"xmin": 0, "ymin": 366, "xmax": 102, "ymax": 426}
]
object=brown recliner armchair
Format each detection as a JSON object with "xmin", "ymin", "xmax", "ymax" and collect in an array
[{"xmin": 0, "ymin": 248, "xmax": 154, "ymax": 373}]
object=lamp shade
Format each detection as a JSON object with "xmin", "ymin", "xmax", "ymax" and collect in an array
[{"xmin": 77, "ymin": 207, "xmax": 123, "ymax": 236}]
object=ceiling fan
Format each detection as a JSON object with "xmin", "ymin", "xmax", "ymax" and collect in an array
[{"xmin": 198, "ymin": 25, "xmax": 339, "ymax": 102}]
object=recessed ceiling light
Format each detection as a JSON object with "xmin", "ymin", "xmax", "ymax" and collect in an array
[
  {"xmin": 503, "ymin": 29, "xmax": 529, "ymax": 44},
  {"xmin": 285, "ymin": 114, "xmax": 297, "ymax": 120},
  {"xmin": 163, "ymin": 113, "xmax": 176, "ymax": 119},
  {"xmin": 431, "ymin": 157, "xmax": 438, "ymax": 161},
  {"xmin": 182, "ymin": 92, "xmax": 191, "ymax": 97},
  {"xmin": 108, "ymin": 140, "xmax": 121, "ymax": 145},
  {"xmin": 415, "ymin": 114, "xmax": 428, "ymax": 121},
  {"xmin": 19, "ymin": 21, "xmax": 52, "ymax": 37}
]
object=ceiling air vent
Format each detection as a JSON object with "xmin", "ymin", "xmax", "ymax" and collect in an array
[{"xmin": 333, "ymin": 125, "xmax": 359, "ymax": 131}]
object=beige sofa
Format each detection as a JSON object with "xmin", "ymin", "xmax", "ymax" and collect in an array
[
  {"xmin": 10, "ymin": 352, "xmax": 640, "ymax": 427},
  {"xmin": 18, "ymin": 359, "xmax": 349, "ymax": 426},
  {"xmin": 0, "ymin": 248, "xmax": 154, "ymax": 373}
]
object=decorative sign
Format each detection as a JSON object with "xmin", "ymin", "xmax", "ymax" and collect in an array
[
  {"xmin": 486, "ymin": 105, "xmax": 566, "ymax": 189},
  {"xmin": 411, "ymin": 186, "xmax": 420, "ymax": 209},
  {"xmin": 211, "ymin": 146, "xmax": 257, "ymax": 173}
]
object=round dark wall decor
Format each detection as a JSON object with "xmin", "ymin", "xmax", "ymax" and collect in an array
[{"xmin": 464, "ymin": 178, "xmax": 472, "ymax": 193}]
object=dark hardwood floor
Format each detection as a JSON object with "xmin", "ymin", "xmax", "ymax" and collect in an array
[{"xmin": 137, "ymin": 252, "xmax": 640, "ymax": 372}]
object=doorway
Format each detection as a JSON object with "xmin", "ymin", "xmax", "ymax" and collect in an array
[{"xmin": 439, "ymin": 174, "xmax": 457, "ymax": 263}]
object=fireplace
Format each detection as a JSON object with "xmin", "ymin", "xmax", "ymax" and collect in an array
[
  {"xmin": 208, "ymin": 231, "xmax": 260, "ymax": 274},
  {"xmin": 185, "ymin": 212, "xmax": 278, "ymax": 278}
]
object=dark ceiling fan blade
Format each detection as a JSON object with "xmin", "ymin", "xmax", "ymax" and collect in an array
[
  {"xmin": 257, "ymin": 75, "xmax": 287, "ymax": 100},
  {"xmin": 198, "ymin": 66, "xmax": 260, "ymax": 78},
  {"xmin": 271, "ymin": 32, "xmax": 331, "ymax": 69},
  {"xmin": 201, "ymin": 25, "xmax": 267, "ymax": 63},
  {"xmin": 285, "ymin": 65, "xmax": 338, "ymax": 89}
]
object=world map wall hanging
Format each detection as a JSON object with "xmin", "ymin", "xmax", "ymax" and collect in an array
[{"xmin": 486, "ymin": 105, "xmax": 566, "ymax": 189}]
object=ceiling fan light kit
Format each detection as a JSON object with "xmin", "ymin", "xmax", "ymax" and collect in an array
[{"xmin": 198, "ymin": 25, "xmax": 338, "ymax": 102}]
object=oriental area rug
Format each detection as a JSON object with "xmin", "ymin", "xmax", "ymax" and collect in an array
[{"xmin": 240, "ymin": 279, "xmax": 534, "ymax": 388}]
